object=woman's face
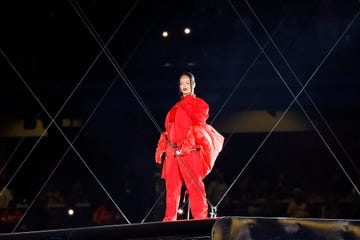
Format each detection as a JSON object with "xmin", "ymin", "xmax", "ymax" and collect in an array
[{"xmin": 179, "ymin": 75, "xmax": 194, "ymax": 96}]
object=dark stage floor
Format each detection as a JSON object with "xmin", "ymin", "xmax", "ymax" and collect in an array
[{"xmin": 0, "ymin": 216, "xmax": 359, "ymax": 240}]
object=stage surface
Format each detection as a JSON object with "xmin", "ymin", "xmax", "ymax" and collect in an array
[{"xmin": 0, "ymin": 216, "xmax": 359, "ymax": 240}]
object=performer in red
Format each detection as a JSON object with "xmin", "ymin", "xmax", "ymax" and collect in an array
[{"xmin": 155, "ymin": 72, "xmax": 224, "ymax": 221}]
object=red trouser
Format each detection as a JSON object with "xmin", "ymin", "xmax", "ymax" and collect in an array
[{"xmin": 163, "ymin": 151, "xmax": 208, "ymax": 221}]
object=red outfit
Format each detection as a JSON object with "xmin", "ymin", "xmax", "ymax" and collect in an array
[
  {"xmin": 93, "ymin": 205, "xmax": 121, "ymax": 225},
  {"xmin": 155, "ymin": 94, "xmax": 224, "ymax": 221},
  {"xmin": 0, "ymin": 209, "xmax": 22, "ymax": 224}
]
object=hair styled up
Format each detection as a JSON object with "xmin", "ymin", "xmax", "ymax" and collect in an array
[
  {"xmin": 179, "ymin": 72, "xmax": 196, "ymax": 97},
  {"xmin": 180, "ymin": 72, "xmax": 195, "ymax": 83}
]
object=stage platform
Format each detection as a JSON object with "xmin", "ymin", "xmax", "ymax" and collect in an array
[
  {"xmin": 0, "ymin": 216, "xmax": 359, "ymax": 240},
  {"xmin": 0, "ymin": 218, "xmax": 217, "ymax": 240},
  {"xmin": 212, "ymin": 216, "xmax": 360, "ymax": 240}
]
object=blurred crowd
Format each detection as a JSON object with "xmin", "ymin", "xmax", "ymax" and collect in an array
[{"xmin": 0, "ymin": 166, "xmax": 359, "ymax": 233}]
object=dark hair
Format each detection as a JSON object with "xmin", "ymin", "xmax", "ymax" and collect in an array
[
  {"xmin": 180, "ymin": 72, "xmax": 195, "ymax": 83},
  {"xmin": 179, "ymin": 72, "xmax": 196, "ymax": 97}
]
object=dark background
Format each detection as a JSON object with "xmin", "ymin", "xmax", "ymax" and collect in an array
[{"xmin": 0, "ymin": 0, "xmax": 359, "ymax": 231}]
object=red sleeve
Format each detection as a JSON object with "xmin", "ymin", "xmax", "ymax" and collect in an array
[
  {"xmin": 191, "ymin": 98, "xmax": 209, "ymax": 124},
  {"xmin": 155, "ymin": 132, "xmax": 167, "ymax": 164},
  {"xmin": 193, "ymin": 124, "xmax": 224, "ymax": 177}
]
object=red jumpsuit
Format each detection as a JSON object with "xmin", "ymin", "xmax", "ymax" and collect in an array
[{"xmin": 155, "ymin": 94, "xmax": 224, "ymax": 221}]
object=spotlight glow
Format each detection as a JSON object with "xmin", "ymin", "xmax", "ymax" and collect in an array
[
  {"xmin": 67, "ymin": 208, "xmax": 74, "ymax": 216},
  {"xmin": 184, "ymin": 27, "xmax": 191, "ymax": 35},
  {"xmin": 162, "ymin": 31, "xmax": 169, "ymax": 38},
  {"xmin": 177, "ymin": 208, "xmax": 184, "ymax": 214}
]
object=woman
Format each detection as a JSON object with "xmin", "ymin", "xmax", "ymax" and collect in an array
[{"xmin": 155, "ymin": 72, "xmax": 224, "ymax": 221}]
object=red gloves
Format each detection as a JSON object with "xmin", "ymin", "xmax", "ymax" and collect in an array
[
  {"xmin": 177, "ymin": 141, "xmax": 192, "ymax": 156},
  {"xmin": 176, "ymin": 127, "xmax": 197, "ymax": 156},
  {"xmin": 155, "ymin": 132, "xmax": 167, "ymax": 164},
  {"xmin": 155, "ymin": 128, "xmax": 201, "ymax": 162}
]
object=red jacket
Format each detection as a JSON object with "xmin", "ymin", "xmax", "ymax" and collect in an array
[{"xmin": 155, "ymin": 95, "xmax": 224, "ymax": 178}]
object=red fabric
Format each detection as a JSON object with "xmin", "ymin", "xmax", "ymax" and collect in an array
[
  {"xmin": 0, "ymin": 209, "xmax": 22, "ymax": 223},
  {"xmin": 192, "ymin": 124, "xmax": 224, "ymax": 177},
  {"xmin": 93, "ymin": 205, "xmax": 121, "ymax": 225},
  {"xmin": 163, "ymin": 151, "xmax": 208, "ymax": 221},
  {"xmin": 158, "ymin": 94, "xmax": 224, "ymax": 179},
  {"xmin": 155, "ymin": 132, "xmax": 167, "ymax": 164},
  {"xmin": 155, "ymin": 94, "xmax": 224, "ymax": 221}
]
